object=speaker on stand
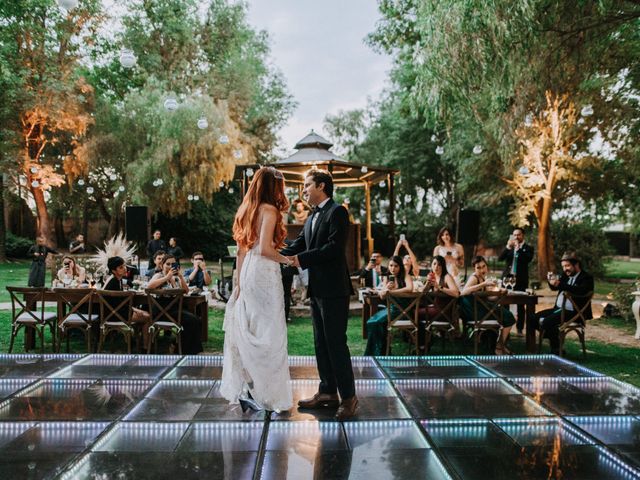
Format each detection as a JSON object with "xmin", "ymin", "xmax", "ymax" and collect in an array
[
  {"xmin": 125, "ymin": 206, "xmax": 150, "ymax": 258},
  {"xmin": 456, "ymin": 209, "xmax": 480, "ymax": 282}
]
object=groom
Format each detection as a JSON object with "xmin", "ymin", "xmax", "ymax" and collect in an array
[{"xmin": 283, "ymin": 169, "xmax": 358, "ymax": 420}]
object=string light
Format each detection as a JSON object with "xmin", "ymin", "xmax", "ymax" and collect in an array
[
  {"xmin": 435, "ymin": 146, "xmax": 444, "ymax": 155},
  {"xmin": 119, "ymin": 49, "xmax": 137, "ymax": 68},
  {"xmin": 218, "ymin": 135, "xmax": 229, "ymax": 144},
  {"xmin": 473, "ymin": 145, "xmax": 483, "ymax": 155},
  {"xmin": 163, "ymin": 97, "xmax": 178, "ymax": 111},
  {"xmin": 77, "ymin": 179, "xmax": 85, "ymax": 186},
  {"xmin": 197, "ymin": 117, "xmax": 208, "ymax": 130},
  {"xmin": 581, "ymin": 104, "xmax": 594, "ymax": 117}
]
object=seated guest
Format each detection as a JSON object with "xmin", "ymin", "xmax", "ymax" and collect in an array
[
  {"xmin": 290, "ymin": 198, "xmax": 309, "ymax": 224},
  {"xmin": 103, "ymin": 256, "xmax": 152, "ymax": 351},
  {"xmin": 342, "ymin": 198, "xmax": 356, "ymax": 223},
  {"xmin": 145, "ymin": 250, "xmax": 165, "ymax": 277},
  {"xmin": 459, "ymin": 256, "xmax": 516, "ymax": 355},
  {"xmin": 432, "ymin": 227, "xmax": 464, "ymax": 279},
  {"xmin": 364, "ymin": 256, "xmax": 414, "ymax": 355},
  {"xmin": 354, "ymin": 251, "xmax": 389, "ymax": 288},
  {"xmin": 393, "ymin": 237, "xmax": 420, "ymax": 278},
  {"xmin": 69, "ymin": 234, "xmax": 86, "ymax": 254},
  {"xmin": 147, "ymin": 254, "xmax": 203, "ymax": 354},
  {"xmin": 167, "ymin": 237, "xmax": 185, "ymax": 263},
  {"xmin": 535, "ymin": 252, "xmax": 594, "ymax": 355},
  {"xmin": 184, "ymin": 252, "xmax": 212, "ymax": 289},
  {"xmin": 423, "ymin": 255, "xmax": 460, "ymax": 327},
  {"xmin": 57, "ymin": 255, "xmax": 87, "ymax": 285}
]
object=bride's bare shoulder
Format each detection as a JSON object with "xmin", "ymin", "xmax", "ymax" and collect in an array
[{"xmin": 258, "ymin": 203, "xmax": 278, "ymax": 216}]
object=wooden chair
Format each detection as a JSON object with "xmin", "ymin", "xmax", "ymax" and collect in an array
[
  {"xmin": 145, "ymin": 288, "xmax": 184, "ymax": 354},
  {"xmin": 95, "ymin": 290, "xmax": 136, "ymax": 354},
  {"xmin": 469, "ymin": 291, "xmax": 506, "ymax": 355},
  {"xmin": 385, "ymin": 292, "xmax": 422, "ymax": 355},
  {"xmin": 54, "ymin": 288, "xmax": 98, "ymax": 353},
  {"xmin": 6, "ymin": 287, "xmax": 57, "ymax": 353},
  {"xmin": 539, "ymin": 291, "xmax": 593, "ymax": 358},
  {"xmin": 422, "ymin": 291, "xmax": 458, "ymax": 353}
]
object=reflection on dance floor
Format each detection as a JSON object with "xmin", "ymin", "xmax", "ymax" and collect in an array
[{"xmin": 0, "ymin": 353, "xmax": 639, "ymax": 479}]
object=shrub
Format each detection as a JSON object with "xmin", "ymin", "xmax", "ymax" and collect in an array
[
  {"xmin": 610, "ymin": 280, "xmax": 639, "ymax": 322},
  {"xmin": 551, "ymin": 220, "xmax": 614, "ymax": 278},
  {"xmin": 5, "ymin": 232, "xmax": 33, "ymax": 258}
]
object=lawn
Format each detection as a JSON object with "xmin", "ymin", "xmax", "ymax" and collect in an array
[{"xmin": 605, "ymin": 259, "xmax": 640, "ymax": 280}]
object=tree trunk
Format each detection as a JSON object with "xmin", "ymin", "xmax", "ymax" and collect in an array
[
  {"xmin": 536, "ymin": 196, "xmax": 555, "ymax": 281},
  {"xmin": 0, "ymin": 173, "xmax": 6, "ymax": 262},
  {"xmin": 32, "ymin": 185, "xmax": 53, "ymax": 244}
]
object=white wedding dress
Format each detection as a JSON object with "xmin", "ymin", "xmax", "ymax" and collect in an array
[{"xmin": 220, "ymin": 244, "xmax": 293, "ymax": 411}]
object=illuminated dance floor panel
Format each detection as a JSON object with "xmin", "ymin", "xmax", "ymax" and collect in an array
[{"xmin": 0, "ymin": 354, "xmax": 638, "ymax": 479}]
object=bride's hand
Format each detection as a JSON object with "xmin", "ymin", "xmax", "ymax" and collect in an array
[{"xmin": 233, "ymin": 286, "xmax": 240, "ymax": 301}]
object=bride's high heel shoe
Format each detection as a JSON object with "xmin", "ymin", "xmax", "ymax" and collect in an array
[{"xmin": 239, "ymin": 393, "xmax": 263, "ymax": 413}]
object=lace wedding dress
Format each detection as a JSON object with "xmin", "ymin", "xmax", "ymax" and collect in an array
[{"xmin": 220, "ymin": 244, "xmax": 293, "ymax": 411}]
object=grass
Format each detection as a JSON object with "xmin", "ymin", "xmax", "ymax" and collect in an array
[
  {"xmin": 0, "ymin": 261, "xmax": 31, "ymax": 303},
  {"xmin": 605, "ymin": 259, "xmax": 640, "ymax": 280}
]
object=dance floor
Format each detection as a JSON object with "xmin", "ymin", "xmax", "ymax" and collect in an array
[{"xmin": 1, "ymin": 354, "xmax": 640, "ymax": 479}]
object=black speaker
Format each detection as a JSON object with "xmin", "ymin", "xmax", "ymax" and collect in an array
[
  {"xmin": 125, "ymin": 206, "xmax": 149, "ymax": 247},
  {"xmin": 457, "ymin": 210, "xmax": 480, "ymax": 245}
]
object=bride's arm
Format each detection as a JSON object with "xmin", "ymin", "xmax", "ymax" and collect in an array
[
  {"xmin": 259, "ymin": 206, "xmax": 294, "ymax": 265},
  {"xmin": 236, "ymin": 246, "xmax": 246, "ymax": 292}
]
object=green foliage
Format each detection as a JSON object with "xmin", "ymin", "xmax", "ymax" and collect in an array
[
  {"xmin": 4, "ymin": 233, "xmax": 32, "ymax": 258},
  {"xmin": 610, "ymin": 281, "xmax": 638, "ymax": 322},
  {"xmin": 551, "ymin": 220, "xmax": 614, "ymax": 278}
]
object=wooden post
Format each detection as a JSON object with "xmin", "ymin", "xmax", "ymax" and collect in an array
[
  {"xmin": 388, "ymin": 173, "xmax": 395, "ymax": 242},
  {"xmin": 365, "ymin": 181, "xmax": 373, "ymax": 259}
]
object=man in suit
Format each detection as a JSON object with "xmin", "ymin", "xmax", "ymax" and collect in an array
[
  {"xmin": 283, "ymin": 170, "xmax": 358, "ymax": 420},
  {"xmin": 498, "ymin": 227, "xmax": 534, "ymax": 334},
  {"xmin": 354, "ymin": 251, "xmax": 389, "ymax": 288},
  {"xmin": 146, "ymin": 229, "xmax": 166, "ymax": 270},
  {"xmin": 535, "ymin": 252, "xmax": 594, "ymax": 355}
]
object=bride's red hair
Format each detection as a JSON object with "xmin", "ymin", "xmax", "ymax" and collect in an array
[{"xmin": 233, "ymin": 166, "xmax": 289, "ymax": 250}]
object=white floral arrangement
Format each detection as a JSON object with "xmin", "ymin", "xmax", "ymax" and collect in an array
[{"xmin": 90, "ymin": 233, "xmax": 136, "ymax": 275}]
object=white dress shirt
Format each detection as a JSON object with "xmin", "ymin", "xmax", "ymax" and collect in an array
[{"xmin": 311, "ymin": 198, "xmax": 330, "ymax": 233}]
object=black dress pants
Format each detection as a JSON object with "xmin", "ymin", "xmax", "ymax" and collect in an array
[
  {"xmin": 535, "ymin": 308, "xmax": 562, "ymax": 353},
  {"xmin": 310, "ymin": 296, "xmax": 355, "ymax": 400}
]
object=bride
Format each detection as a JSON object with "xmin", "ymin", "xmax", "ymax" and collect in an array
[{"xmin": 221, "ymin": 166, "xmax": 294, "ymax": 413}]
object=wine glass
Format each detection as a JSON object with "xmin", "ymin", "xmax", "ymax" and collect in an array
[{"xmin": 63, "ymin": 273, "xmax": 72, "ymax": 288}]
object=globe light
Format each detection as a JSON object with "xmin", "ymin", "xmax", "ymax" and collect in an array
[
  {"xmin": 118, "ymin": 185, "xmax": 125, "ymax": 192},
  {"xmin": 31, "ymin": 180, "xmax": 40, "ymax": 188},
  {"xmin": 518, "ymin": 166, "xmax": 530, "ymax": 175},
  {"xmin": 473, "ymin": 145, "xmax": 483, "ymax": 155},
  {"xmin": 156, "ymin": 178, "xmax": 163, "ymax": 186},
  {"xmin": 193, "ymin": 195, "xmax": 199, "ymax": 201},
  {"xmin": 86, "ymin": 186, "xmax": 94, "ymax": 194},
  {"xmin": 379, "ymin": 181, "xmax": 386, "ymax": 188},
  {"xmin": 246, "ymin": 168, "xmax": 254, "ymax": 178},
  {"xmin": 430, "ymin": 134, "xmax": 437, "ymax": 142},
  {"xmin": 30, "ymin": 166, "xmax": 38, "ymax": 174},
  {"xmin": 435, "ymin": 146, "xmax": 444, "ymax": 155},
  {"xmin": 187, "ymin": 194, "xmax": 194, "ymax": 201},
  {"xmin": 77, "ymin": 179, "xmax": 85, "ymax": 186},
  {"xmin": 228, "ymin": 188, "xmax": 234, "ymax": 194},
  {"xmin": 218, "ymin": 134, "xmax": 229, "ymax": 144},
  {"xmin": 524, "ymin": 113, "xmax": 534, "ymax": 127},
  {"xmin": 581, "ymin": 104, "xmax": 594, "ymax": 117},
  {"xmin": 119, "ymin": 49, "xmax": 137, "ymax": 69},
  {"xmin": 58, "ymin": 0, "xmax": 78, "ymax": 10},
  {"xmin": 163, "ymin": 97, "xmax": 178, "ymax": 111},
  {"xmin": 109, "ymin": 174, "xmax": 117, "ymax": 181},
  {"xmin": 196, "ymin": 116, "xmax": 208, "ymax": 130},
  {"xmin": 233, "ymin": 149, "xmax": 242, "ymax": 159}
]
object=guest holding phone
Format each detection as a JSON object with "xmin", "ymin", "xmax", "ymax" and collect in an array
[
  {"xmin": 148, "ymin": 254, "xmax": 203, "ymax": 354},
  {"xmin": 184, "ymin": 251, "xmax": 212, "ymax": 289},
  {"xmin": 393, "ymin": 235, "xmax": 420, "ymax": 278},
  {"xmin": 433, "ymin": 227, "xmax": 464, "ymax": 280},
  {"xmin": 56, "ymin": 255, "xmax": 86, "ymax": 285},
  {"xmin": 354, "ymin": 251, "xmax": 388, "ymax": 288},
  {"xmin": 364, "ymin": 256, "xmax": 414, "ymax": 355}
]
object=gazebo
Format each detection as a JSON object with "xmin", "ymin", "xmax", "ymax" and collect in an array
[{"xmin": 233, "ymin": 130, "xmax": 399, "ymax": 263}]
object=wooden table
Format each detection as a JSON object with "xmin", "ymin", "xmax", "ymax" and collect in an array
[
  {"xmin": 360, "ymin": 290, "xmax": 539, "ymax": 353},
  {"xmin": 24, "ymin": 289, "xmax": 209, "ymax": 350}
]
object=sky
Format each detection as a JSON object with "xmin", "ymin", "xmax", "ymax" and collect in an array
[{"xmin": 245, "ymin": 1, "xmax": 393, "ymax": 155}]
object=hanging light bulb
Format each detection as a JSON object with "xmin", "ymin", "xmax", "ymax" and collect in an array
[
  {"xmin": 187, "ymin": 194, "xmax": 194, "ymax": 201},
  {"xmin": 86, "ymin": 186, "xmax": 94, "ymax": 194},
  {"xmin": 163, "ymin": 97, "xmax": 178, "ymax": 111},
  {"xmin": 119, "ymin": 49, "xmax": 137, "ymax": 68},
  {"xmin": 233, "ymin": 149, "xmax": 242, "ymax": 159},
  {"xmin": 360, "ymin": 166, "xmax": 368, "ymax": 173},
  {"xmin": 109, "ymin": 174, "xmax": 117, "ymax": 181},
  {"xmin": 197, "ymin": 116, "xmax": 208, "ymax": 130},
  {"xmin": 430, "ymin": 134, "xmax": 437, "ymax": 142},
  {"xmin": 193, "ymin": 195, "xmax": 199, "ymax": 201},
  {"xmin": 246, "ymin": 168, "xmax": 254, "ymax": 178},
  {"xmin": 218, "ymin": 134, "xmax": 229, "ymax": 144},
  {"xmin": 228, "ymin": 187, "xmax": 234, "ymax": 194},
  {"xmin": 156, "ymin": 178, "xmax": 163, "ymax": 186},
  {"xmin": 379, "ymin": 181, "xmax": 386, "ymax": 188},
  {"xmin": 118, "ymin": 185, "xmax": 125, "ymax": 192},
  {"xmin": 518, "ymin": 166, "xmax": 530, "ymax": 175},
  {"xmin": 31, "ymin": 180, "xmax": 40, "ymax": 188},
  {"xmin": 58, "ymin": 0, "xmax": 78, "ymax": 10},
  {"xmin": 30, "ymin": 166, "xmax": 38, "ymax": 174},
  {"xmin": 435, "ymin": 146, "xmax": 444, "ymax": 155},
  {"xmin": 77, "ymin": 179, "xmax": 85, "ymax": 186},
  {"xmin": 524, "ymin": 113, "xmax": 534, "ymax": 127},
  {"xmin": 219, "ymin": 181, "xmax": 225, "ymax": 188},
  {"xmin": 473, "ymin": 145, "xmax": 483, "ymax": 155},
  {"xmin": 581, "ymin": 104, "xmax": 594, "ymax": 117}
]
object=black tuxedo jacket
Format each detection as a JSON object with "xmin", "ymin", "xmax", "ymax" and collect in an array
[
  {"xmin": 281, "ymin": 199, "xmax": 353, "ymax": 298},
  {"xmin": 549, "ymin": 270, "xmax": 594, "ymax": 320},
  {"xmin": 353, "ymin": 265, "xmax": 390, "ymax": 288},
  {"xmin": 499, "ymin": 242, "xmax": 534, "ymax": 287}
]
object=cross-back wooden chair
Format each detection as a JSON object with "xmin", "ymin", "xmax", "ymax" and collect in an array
[
  {"xmin": 6, "ymin": 287, "xmax": 57, "ymax": 353},
  {"xmin": 469, "ymin": 290, "xmax": 506, "ymax": 355},
  {"xmin": 95, "ymin": 290, "xmax": 136, "ymax": 353},
  {"xmin": 385, "ymin": 291, "xmax": 422, "ymax": 355},
  {"xmin": 422, "ymin": 291, "xmax": 459, "ymax": 353},
  {"xmin": 538, "ymin": 291, "xmax": 593, "ymax": 358},
  {"xmin": 145, "ymin": 288, "xmax": 184, "ymax": 354},
  {"xmin": 54, "ymin": 288, "xmax": 98, "ymax": 353}
]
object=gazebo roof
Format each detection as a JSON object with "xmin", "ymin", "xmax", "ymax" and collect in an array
[{"xmin": 233, "ymin": 130, "xmax": 398, "ymax": 187}]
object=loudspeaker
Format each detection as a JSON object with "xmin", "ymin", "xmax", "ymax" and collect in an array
[
  {"xmin": 457, "ymin": 210, "xmax": 480, "ymax": 245},
  {"xmin": 125, "ymin": 206, "xmax": 150, "ymax": 247}
]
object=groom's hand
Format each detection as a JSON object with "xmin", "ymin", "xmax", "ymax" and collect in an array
[{"xmin": 289, "ymin": 256, "xmax": 301, "ymax": 268}]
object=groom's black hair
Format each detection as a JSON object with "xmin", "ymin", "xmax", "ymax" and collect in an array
[{"xmin": 306, "ymin": 169, "xmax": 334, "ymax": 197}]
